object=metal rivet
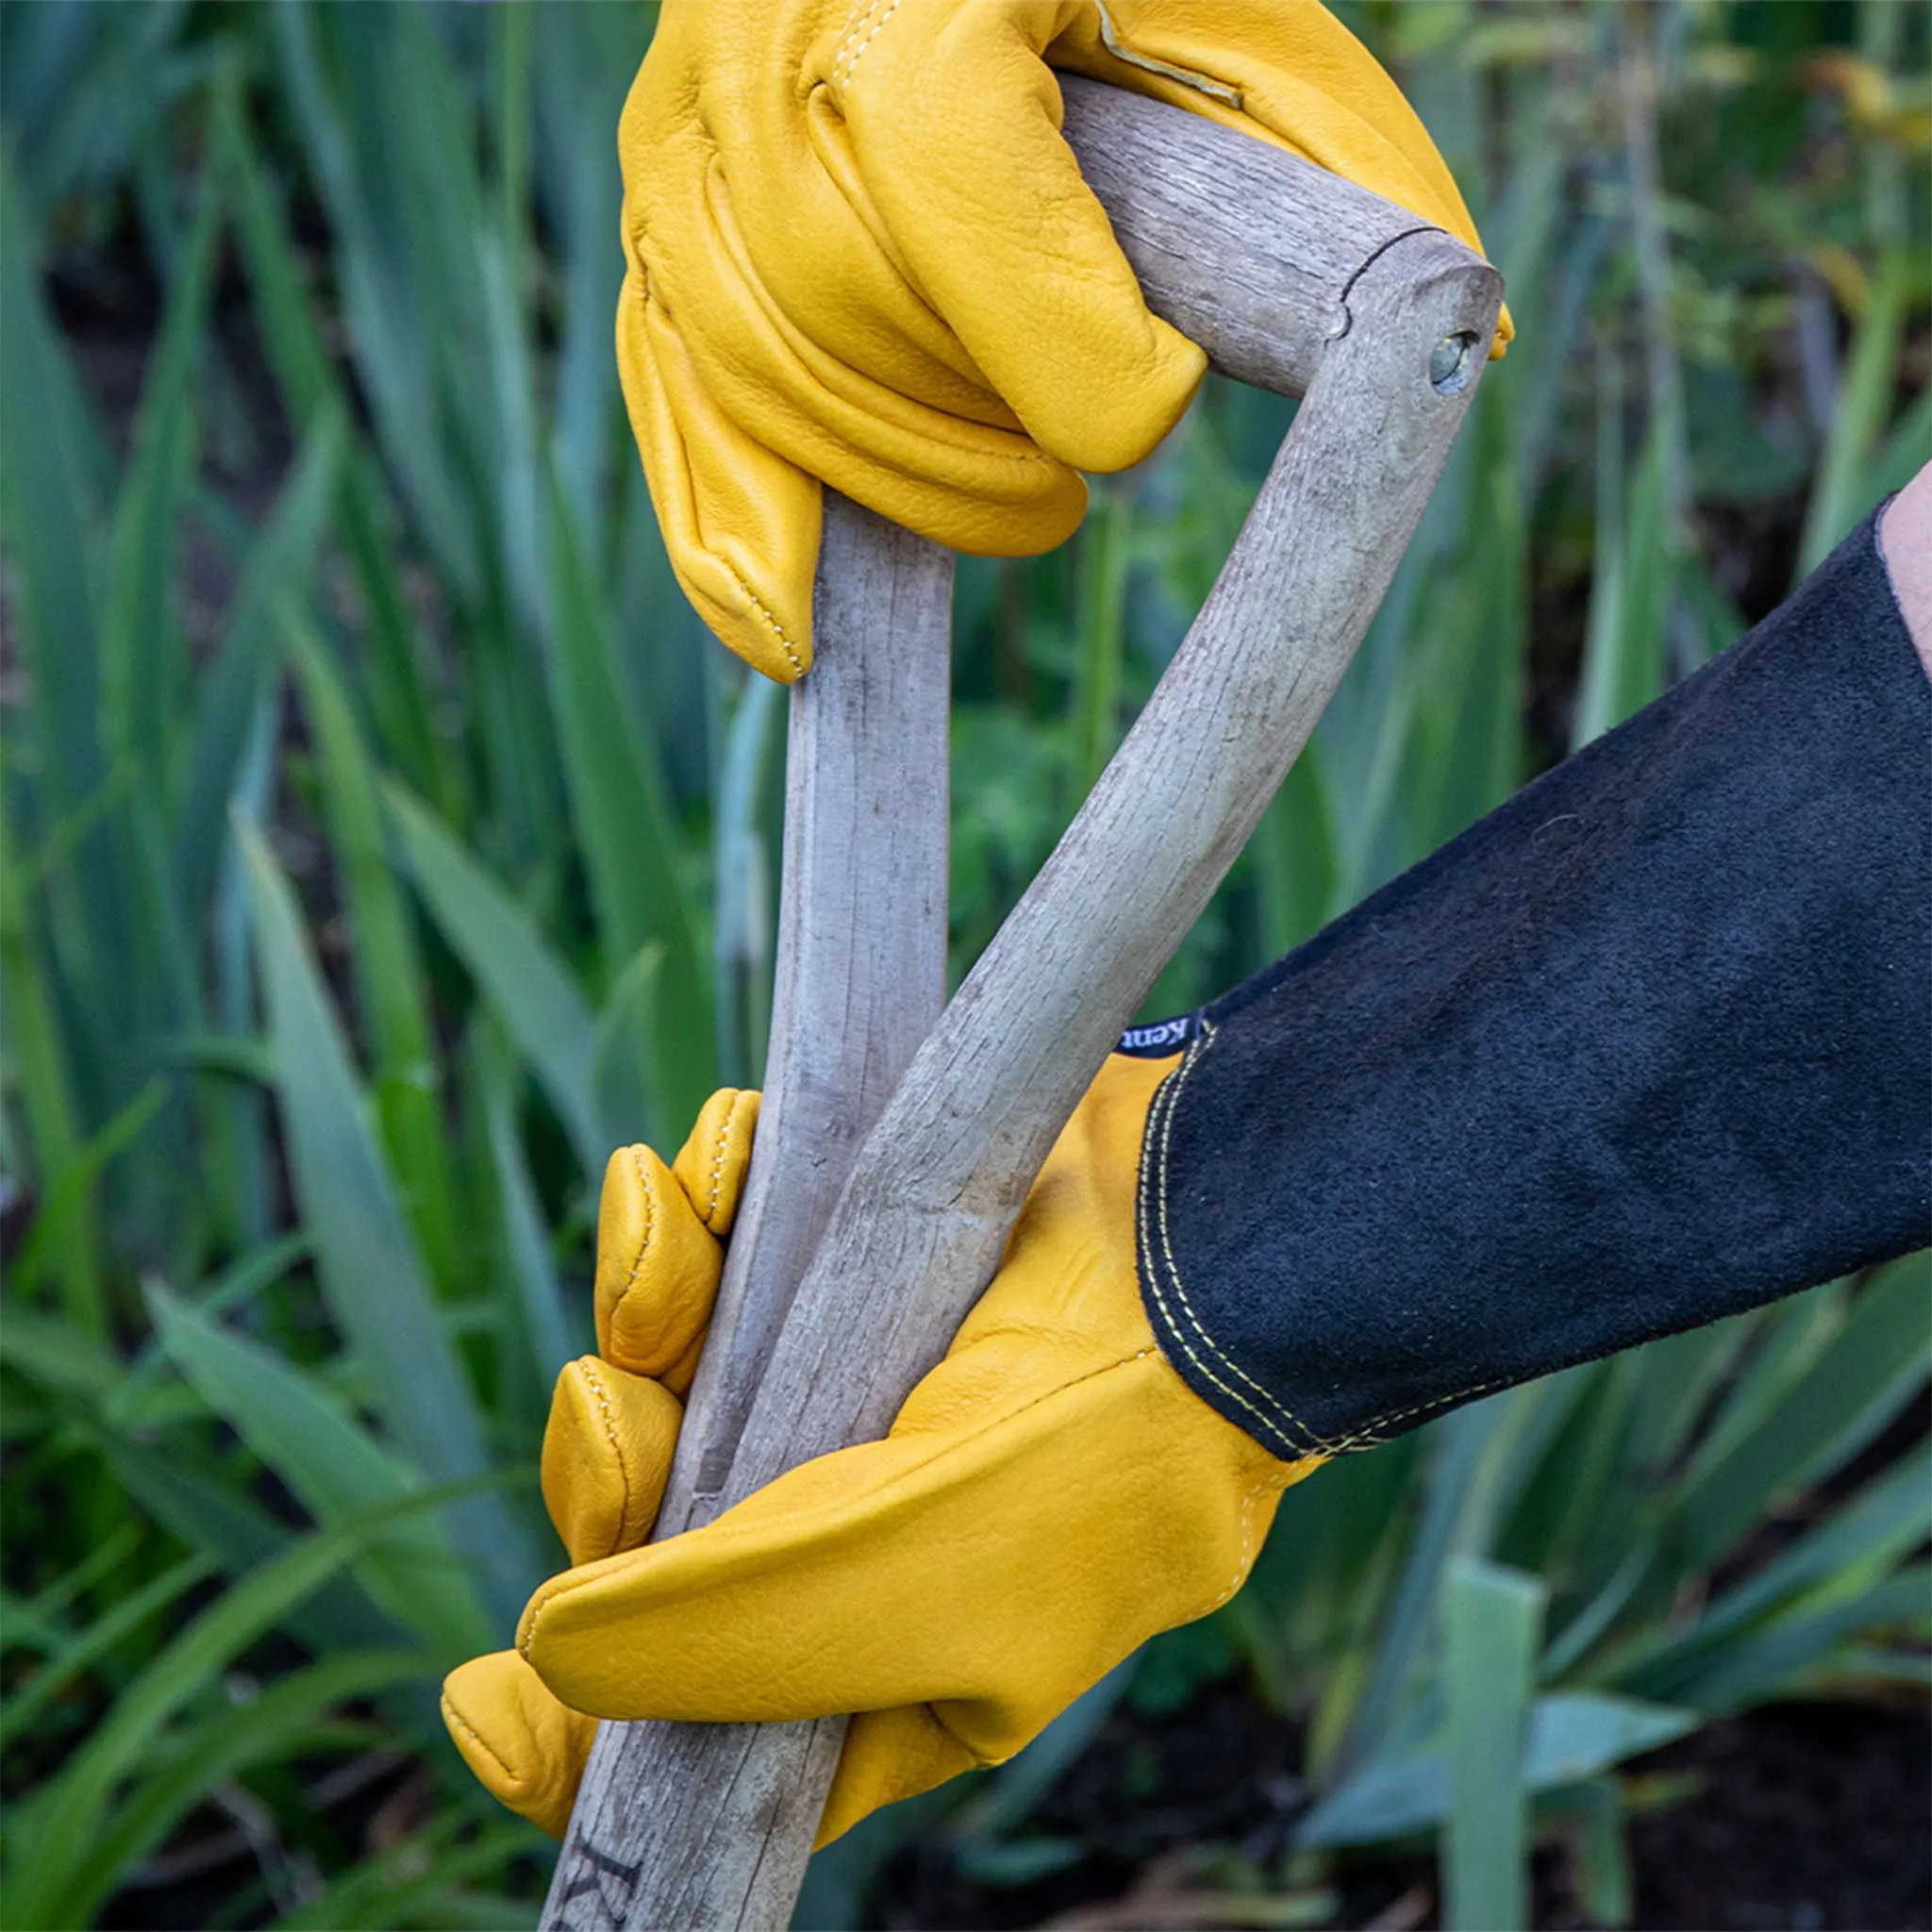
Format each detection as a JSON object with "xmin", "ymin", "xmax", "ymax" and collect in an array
[{"xmin": 1429, "ymin": 331, "xmax": 1479, "ymax": 394}]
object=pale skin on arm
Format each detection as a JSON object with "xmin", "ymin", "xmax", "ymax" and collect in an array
[{"xmin": 1877, "ymin": 459, "xmax": 1932, "ymax": 681}]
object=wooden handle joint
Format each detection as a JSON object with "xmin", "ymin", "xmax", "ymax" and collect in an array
[{"xmin": 542, "ymin": 85, "xmax": 1504, "ymax": 1932}]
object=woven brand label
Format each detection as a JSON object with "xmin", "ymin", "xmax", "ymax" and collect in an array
[{"xmin": 1117, "ymin": 1014, "xmax": 1194, "ymax": 1056}]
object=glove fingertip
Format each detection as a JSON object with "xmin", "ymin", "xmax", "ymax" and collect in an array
[
  {"xmin": 672, "ymin": 1088, "xmax": 761, "ymax": 1236},
  {"xmin": 618, "ymin": 275, "xmax": 820, "ymax": 682},
  {"xmin": 442, "ymin": 1654, "xmax": 591, "ymax": 1840},
  {"xmin": 594, "ymin": 1141, "xmax": 723, "ymax": 1375},
  {"xmin": 1038, "ymin": 320, "xmax": 1205, "ymax": 475},
  {"xmin": 543, "ymin": 1357, "xmax": 683, "ymax": 1564},
  {"xmin": 816, "ymin": 1707, "xmax": 985, "ymax": 1848}
]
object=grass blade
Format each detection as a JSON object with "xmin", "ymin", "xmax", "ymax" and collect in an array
[
  {"xmin": 485, "ymin": 1066, "xmax": 582, "ymax": 1391},
  {"xmin": 1797, "ymin": 247, "xmax": 1911, "ymax": 578},
  {"xmin": 1606, "ymin": 1444, "xmax": 1932, "ymax": 1703},
  {"xmin": 543, "ymin": 466, "xmax": 715, "ymax": 1126},
  {"xmin": 1072, "ymin": 490, "xmax": 1131, "ymax": 797},
  {"xmin": 286, "ymin": 607, "xmax": 459, "ymax": 1289},
  {"xmin": 384, "ymin": 779, "xmax": 606, "ymax": 1172},
  {"xmin": 0, "ymin": 1552, "xmax": 214, "ymax": 1753},
  {"xmin": 1441, "ymin": 1557, "xmax": 1544, "ymax": 1932},
  {"xmin": 240, "ymin": 824, "xmax": 535, "ymax": 1624},
  {"xmin": 146, "ymin": 1283, "xmax": 491, "ymax": 1654},
  {"xmin": 1671, "ymin": 1564, "xmax": 1932, "ymax": 1714},
  {"xmin": 2, "ymin": 1524, "xmax": 386, "ymax": 1929},
  {"xmin": 82, "ymin": 1648, "xmax": 428, "ymax": 1924},
  {"xmin": 99, "ymin": 160, "xmax": 217, "ymax": 789},
  {"xmin": 214, "ymin": 65, "xmax": 451, "ymax": 803},
  {"xmin": 175, "ymin": 409, "xmax": 344, "ymax": 919},
  {"xmin": 1676, "ymin": 1254, "xmax": 1930, "ymax": 1564},
  {"xmin": 0, "ymin": 798, "xmax": 107, "ymax": 1332},
  {"xmin": 1298, "ymin": 1691, "xmax": 1690, "ymax": 1852},
  {"xmin": 1574, "ymin": 422, "xmax": 1671, "ymax": 750},
  {"xmin": 0, "ymin": 147, "xmax": 105, "ymax": 818}
]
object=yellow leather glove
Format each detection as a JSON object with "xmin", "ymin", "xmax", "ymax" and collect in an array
[
  {"xmin": 442, "ymin": 1055, "xmax": 1324, "ymax": 1846},
  {"xmin": 620, "ymin": 0, "xmax": 1510, "ymax": 681}
]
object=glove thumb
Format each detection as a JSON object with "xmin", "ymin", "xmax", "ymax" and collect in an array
[{"xmin": 441, "ymin": 1651, "xmax": 595, "ymax": 1840}]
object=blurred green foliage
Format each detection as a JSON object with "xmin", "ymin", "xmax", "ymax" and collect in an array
[{"xmin": 0, "ymin": 2, "xmax": 1926, "ymax": 1926}]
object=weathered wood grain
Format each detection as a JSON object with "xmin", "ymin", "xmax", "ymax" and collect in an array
[
  {"xmin": 541, "ymin": 493, "xmax": 952, "ymax": 1932},
  {"xmin": 544, "ymin": 82, "xmax": 1504, "ymax": 1932},
  {"xmin": 1058, "ymin": 75, "xmax": 1428, "ymax": 398},
  {"xmin": 671, "ymin": 498, "xmax": 953, "ymax": 1524}
]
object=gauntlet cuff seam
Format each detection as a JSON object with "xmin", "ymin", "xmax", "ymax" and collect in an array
[
  {"xmin": 1138, "ymin": 1024, "xmax": 1334, "ymax": 1459},
  {"xmin": 1138, "ymin": 1030, "xmax": 1505, "ymax": 1455}
]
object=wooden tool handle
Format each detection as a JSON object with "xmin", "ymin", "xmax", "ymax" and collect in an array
[{"xmin": 544, "ymin": 78, "xmax": 1504, "ymax": 1932}]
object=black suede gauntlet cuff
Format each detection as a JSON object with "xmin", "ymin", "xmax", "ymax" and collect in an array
[{"xmin": 1134, "ymin": 515, "xmax": 1931, "ymax": 1460}]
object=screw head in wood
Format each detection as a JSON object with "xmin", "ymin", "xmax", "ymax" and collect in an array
[{"xmin": 1428, "ymin": 331, "xmax": 1480, "ymax": 394}]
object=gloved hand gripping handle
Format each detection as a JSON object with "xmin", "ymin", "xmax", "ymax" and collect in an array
[{"xmin": 543, "ymin": 79, "xmax": 1504, "ymax": 1932}]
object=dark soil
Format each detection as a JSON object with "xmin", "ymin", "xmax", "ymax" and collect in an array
[
  {"xmin": 1625, "ymin": 1703, "xmax": 1931, "ymax": 1932},
  {"xmin": 869, "ymin": 1696, "xmax": 1930, "ymax": 1931}
]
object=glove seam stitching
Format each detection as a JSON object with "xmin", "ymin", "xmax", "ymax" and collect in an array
[
  {"xmin": 703, "ymin": 1093, "xmax": 741, "ymax": 1227},
  {"xmin": 722, "ymin": 561, "xmax": 806, "ymax": 677},
  {"xmin": 441, "ymin": 1692, "xmax": 521, "ymax": 1786},
  {"xmin": 1325, "ymin": 1376, "xmax": 1507, "ymax": 1449},
  {"xmin": 1139, "ymin": 1023, "xmax": 1335, "ymax": 1458},
  {"xmin": 576, "ymin": 1360, "xmax": 635, "ymax": 1558},
  {"xmin": 1211, "ymin": 1471, "xmax": 1274, "ymax": 1611},
  {"xmin": 834, "ymin": 0, "xmax": 904, "ymax": 88},
  {"xmin": 830, "ymin": 0, "xmax": 884, "ymax": 79},
  {"xmin": 621, "ymin": 1145, "xmax": 658, "ymax": 1305},
  {"xmin": 1138, "ymin": 1035, "xmax": 1504, "ymax": 1453}
]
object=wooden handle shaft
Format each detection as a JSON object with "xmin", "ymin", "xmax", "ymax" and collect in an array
[
  {"xmin": 544, "ymin": 82, "xmax": 1504, "ymax": 1932},
  {"xmin": 671, "ymin": 501, "xmax": 953, "ymax": 1527}
]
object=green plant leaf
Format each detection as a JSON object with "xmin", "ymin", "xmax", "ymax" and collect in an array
[
  {"xmin": 0, "ymin": 146, "xmax": 105, "ymax": 820},
  {"xmin": 80, "ymin": 1649, "xmax": 429, "ymax": 1925},
  {"xmin": 0, "ymin": 1551, "xmax": 215, "ymax": 1753},
  {"xmin": 1442, "ymin": 1556, "xmax": 1543, "ymax": 1932},
  {"xmin": 1672, "ymin": 1564, "xmax": 1932, "ymax": 1713},
  {"xmin": 240, "ymin": 823, "xmax": 535, "ymax": 1622},
  {"xmin": 1298, "ymin": 1691, "xmax": 1694, "ymax": 1851},
  {"xmin": 214, "ymin": 69, "xmax": 450, "ymax": 801},
  {"xmin": 286, "ymin": 605, "xmax": 460, "ymax": 1288},
  {"xmin": 1574, "ymin": 421, "xmax": 1672, "ymax": 750},
  {"xmin": 1675, "ymin": 1254, "xmax": 1931, "ymax": 1565},
  {"xmin": 146, "ymin": 1283, "xmax": 491, "ymax": 1654},
  {"xmin": 543, "ymin": 465, "xmax": 715, "ymax": 1126},
  {"xmin": 92, "ymin": 1428, "xmax": 402, "ymax": 1655},
  {"xmin": 2, "ymin": 1522, "xmax": 392, "ymax": 1929},
  {"xmin": 1796, "ymin": 247, "xmax": 1912, "ymax": 577},
  {"xmin": 175, "ymin": 408, "xmax": 344, "ymax": 920},
  {"xmin": 591, "ymin": 940, "xmax": 664, "ymax": 1151},
  {"xmin": 384, "ymin": 778, "xmax": 606, "ymax": 1172},
  {"xmin": 7, "ymin": 1076, "xmax": 163, "ymax": 1305},
  {"xmin": 99, "ymin": 158, "xmax": 217, "ymax": 790},
  {"xmin": 271, "ymin": 1814, "xmax": 544, "ymax": 1931},
  {"xmin": 485, "ymin": 1067, "xmax": 582, "ymax": 1390}
]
